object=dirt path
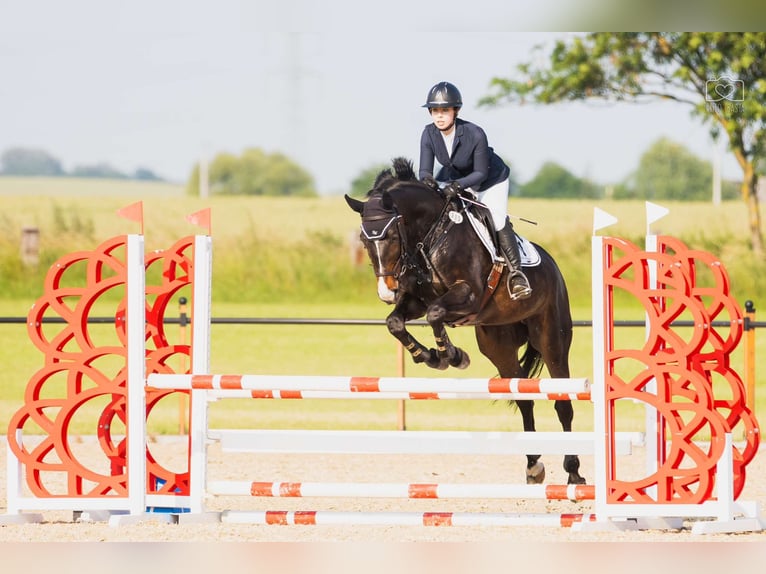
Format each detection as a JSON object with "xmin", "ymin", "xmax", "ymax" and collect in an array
[{"xmin": 1, "ymin": 437, "xmax": 765, "ymax": 543}]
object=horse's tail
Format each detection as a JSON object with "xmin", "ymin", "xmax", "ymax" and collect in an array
[
  {"xmin": 520, "ymin": 343, "xmax": 544, "ymax": 378},
  {"xmin": 504, "ymin": 343, "xmax": 545, "ymax": 411}
]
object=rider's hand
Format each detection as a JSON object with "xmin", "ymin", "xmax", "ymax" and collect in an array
[
  {"xmin": 422, "ymin": 175, "xmax": 439, "ymax": 192},
  {"xmin": 443, "ymin": 181, "xmax": 463, "ymax": 199}
]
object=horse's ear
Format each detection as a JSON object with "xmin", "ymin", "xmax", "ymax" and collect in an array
[
  {"xmin": 344, "ymin": 194, "xmax": 365, "ymax": 215},
  {"xmin": 381, "ymin": 190, "xmax": 394, "ymax": 211}
]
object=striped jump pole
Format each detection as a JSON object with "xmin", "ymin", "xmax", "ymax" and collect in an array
[
  {"xmin": 218, "ymin": 510, "xmax": 598, "ymax": 527},
  {"xmin": 147, "ymin": 374, "xmax": 591, "ymax": 401},
  {"xmin": 209, "ymin": 481, "xmax": 595, "ymax": 501}
]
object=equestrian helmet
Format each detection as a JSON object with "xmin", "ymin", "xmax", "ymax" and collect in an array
[{"xmin": 423, "ymin": 81, "xmax": 462, "ymax": 109}]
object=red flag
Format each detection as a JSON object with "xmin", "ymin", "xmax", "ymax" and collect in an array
[
  {"xmin": 186, "ymin": 208, "xmax": 211, "ymax": 235},
  {"xmin": 116, "ymin": 201, "xmax": 144, "ymax": 234}
]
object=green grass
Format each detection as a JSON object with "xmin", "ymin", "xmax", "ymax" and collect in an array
[
  {"xmin": 0, "ymin": 179, "xmax": 763, "ymax": 438},
  {"xmin": 2, "ymin": 300, "xmax": 762, "ymax": 439},
  {"xmin": 0, "ymin": 189, "xmax": 761, "ymax": 304}
]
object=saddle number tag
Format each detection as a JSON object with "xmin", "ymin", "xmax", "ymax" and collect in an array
[{"xmin": 448, "ymin": 211, "xmax": 463, "ymax": 224}]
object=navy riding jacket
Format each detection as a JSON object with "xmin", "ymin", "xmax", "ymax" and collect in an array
[{"xmin": 418, "ymin": 118, "xmax": 510, "ymax": 191}]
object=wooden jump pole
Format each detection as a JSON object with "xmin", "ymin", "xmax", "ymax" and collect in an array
[{"xmin": 397, "ymin": 342, "xmax": 406, "ymax": 430}]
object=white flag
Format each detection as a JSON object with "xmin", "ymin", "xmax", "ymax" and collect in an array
[
  {"xmin": 646, "ymin": 201, "xmax": 670, "ymax": 226},
  {"xmin": 593, "ymin": 207, "xmax": 618, "ymax": 233}
]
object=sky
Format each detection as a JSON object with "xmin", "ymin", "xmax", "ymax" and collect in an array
[{"xmin": 0, "ymin": 1, "xmax": 750, "ymax": 195}]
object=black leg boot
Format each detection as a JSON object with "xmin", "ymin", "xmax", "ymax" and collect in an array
[{"xmin": 496, "ymin": 219, "xmax": 532, "ymax": 300}]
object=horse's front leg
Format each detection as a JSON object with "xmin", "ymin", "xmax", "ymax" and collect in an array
[
  {"xmin": 424, "ymin": 282, "xmax": 474, "ymax": 370},
  {"xmin": 516, "ymin": 400, "xmax": 545, "ymax": 484},
  {"xmin": 385, "ymin": 295, "xmax": 443, "ymax": 369}
]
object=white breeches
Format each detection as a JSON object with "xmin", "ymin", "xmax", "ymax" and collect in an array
[{"xmin": 473, "ymin": 178, "xmax": 510, "ymax": 231}]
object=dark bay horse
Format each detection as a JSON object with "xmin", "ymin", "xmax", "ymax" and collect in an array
[{"xmin": 345, "ymin": 157, "xmax": 584, "ymax": 485}]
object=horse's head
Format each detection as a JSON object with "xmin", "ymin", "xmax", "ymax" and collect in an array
[
  {"xmin": 345, "ymin": 157, "xmax": 443, "ymax": 304},
  {"xmin": 345, "ymin": 189, "xmax": 403, "ymax": 303}
]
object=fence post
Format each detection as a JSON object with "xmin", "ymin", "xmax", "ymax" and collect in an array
[
  {"xmin": 20, "ymin": 227, "xmax": 40, "ymax": 266},
  {"xmin": 178, "ymin": 296, "xmax": 189, "ymax": 435},
  {"xmin": 744, "ymin": 300, "xmax": 756, "ymax": 415}
]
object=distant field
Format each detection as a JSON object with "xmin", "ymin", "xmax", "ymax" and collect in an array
[
  {"xmin": 0, "ymin": 177, "xmax": 759, "ymax": 304},
  {"xmin": 0, "ymin": 174, "xmax": 753, "ymax": 243},
  {"xmin": 0, "ymin": 176, "xmax": 185, "ymax": 197}
]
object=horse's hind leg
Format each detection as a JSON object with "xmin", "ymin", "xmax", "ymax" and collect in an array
[
  {"xmin": 554, "ymin": 399, "xmax": 585, "ymax": 485},
  {"xmin": 533, "ymin": 313, "xmax": 586, "ymax": 485},
  {"xmin": 475, "ymin": 325, "xmax": 544, "ymax": 484}
]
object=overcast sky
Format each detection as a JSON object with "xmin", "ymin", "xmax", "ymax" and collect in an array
[{"xmin": 0, "ymin": 1, "xmax": 744, "ymax": 194}]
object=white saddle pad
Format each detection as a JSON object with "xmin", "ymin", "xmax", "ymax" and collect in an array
[{"xmin": 462, "ymin": 209, "xmax": 542, "ymax": 267}]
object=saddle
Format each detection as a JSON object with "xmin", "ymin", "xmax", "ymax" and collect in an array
[
  {"xmin": 442, "ymin": 196, "xmax": 540, "ymax": 325},
  {"xmin": 452, "ymin": 196, "xmax": 541, "ymax": 267}
]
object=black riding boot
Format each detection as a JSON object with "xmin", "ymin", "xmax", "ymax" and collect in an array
[{"xmin": 496, "ymin": 219, "xmax": 532, "ymax": 300}]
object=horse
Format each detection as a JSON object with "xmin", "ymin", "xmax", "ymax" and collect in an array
[{"xmin": 345, "ymin": 157, "xmax": 585, "ymax": 485}]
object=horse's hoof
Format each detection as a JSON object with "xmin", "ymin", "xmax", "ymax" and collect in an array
[
  {"xmin": 525, "ymin": 461, "xmax": 545, "ymax": 484},
  {"xmin": 567, "ymin": 474, "xmax": 587, "ymax": 485},
  {"xmin": 449, "ymin": 349, "xmax": 471, "ymax": 369},
  {"xmin": 425, "ymin": 350, "xmax": 445, "ymax": 369}
]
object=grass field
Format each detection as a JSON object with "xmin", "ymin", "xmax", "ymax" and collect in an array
[{"xmin": 0, "ymin": 176, "xmax": 763, "ymax": 436}]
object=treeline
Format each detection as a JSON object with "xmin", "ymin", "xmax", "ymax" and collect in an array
[
  {"xmin": 350, "ymin": 137, "xmax": 741, "ymax": 202},
  {"xmin": 4, "ymin": 136, "xmax": 742, "ymax": 201},
  {"xmin": 519, "ymin": 137, "xmax": 739, "ymax": 201},
  {"xmin": 0, "ymin": 147, "xmax": 163, "ymax": 181}
]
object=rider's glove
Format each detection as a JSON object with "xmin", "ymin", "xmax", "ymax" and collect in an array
[
  {"xmin": 443, "ymin": 181, "xmax": 463, "ymax": 200},
  {"xmin": 422, "ymin": 175, "xmax": 439, "ymax": 192}
]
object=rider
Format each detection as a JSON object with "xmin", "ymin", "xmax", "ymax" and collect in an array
[{"xmin": 418, "ymin": 81, "xmax": 531, "ymax": 300}]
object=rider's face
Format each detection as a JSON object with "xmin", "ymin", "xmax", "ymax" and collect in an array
[{"xmin": 430, "ymin": 107, "xmax": 457, "ymax": 132}]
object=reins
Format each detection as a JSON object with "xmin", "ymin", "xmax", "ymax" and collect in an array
[{"xmin": 412, "ymin": 199, "xmax": 456, "ymax": 288}]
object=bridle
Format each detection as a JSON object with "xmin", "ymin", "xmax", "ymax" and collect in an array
[
  {"xmin": 360, "ymin": 198, "xmax": 456, "ymax": 288},
  {"xmin": 360, "ymin": 211, "xmax": 408, "ymax": 280}
]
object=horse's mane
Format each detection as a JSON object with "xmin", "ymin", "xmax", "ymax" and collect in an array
[
  {"xmin": 391, "ymin": 157, "xmax": 417, "ymax": 181},
  {"xmin": 370, "ymin": 157, "xmax": 420, "ymax": 195}
]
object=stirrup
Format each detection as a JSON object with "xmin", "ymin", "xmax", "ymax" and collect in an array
[{"xmin": 508, "ymin": 273, "xmax": 532, "ymax": 301}]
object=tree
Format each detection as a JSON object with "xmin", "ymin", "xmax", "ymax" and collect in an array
[
  {"xmin": 499, "ymin": 156, "xmax": 522, "ymax": 197},
  {"xmin": 521, "ymin": 161, "xmax": 602, "ymax": 198},
  {"xmin": 1, "ymin": 147, "xmax": 64, "ymax": 176},
  {"xmin": 70, "ymin": 163, "xmax": 128, "ymax": 179},
  {"xmin": 133, "ymin": 167, "xmax": 163, "ymax": 181},
  {"xmin": 480, "ymin": 33, "xmax": 766, "ymax": 257},
  {"xmin": 186, "ymin": 148, "xmax": 317, "ymax": 197},
  {"xmin": 238, "ymin": 149, "xmax": 316, "ymax": 197},
  {"xmin": 616, "ymin": 137, "xmax": 713, "ymax": 200}
]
